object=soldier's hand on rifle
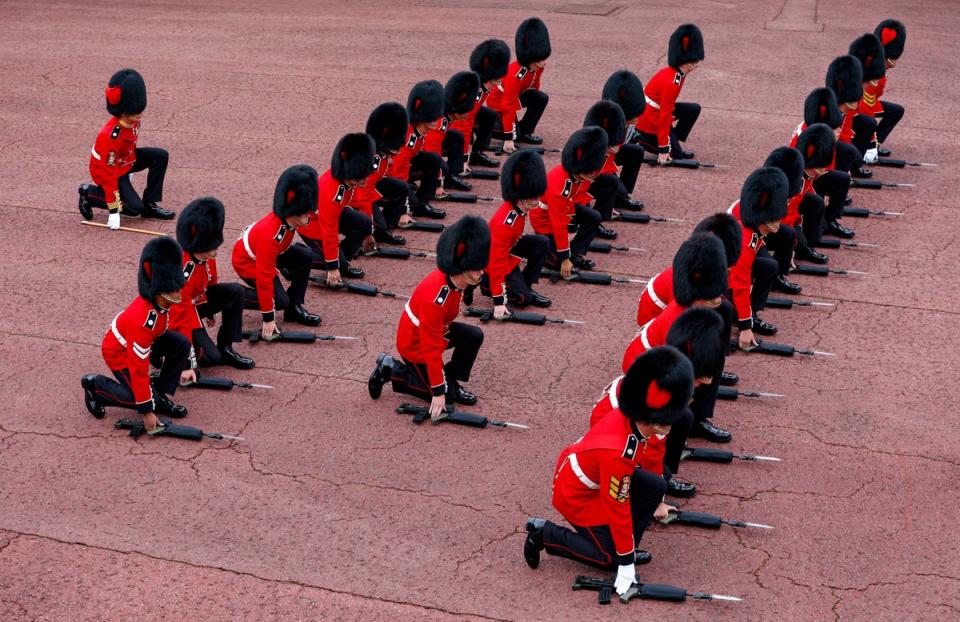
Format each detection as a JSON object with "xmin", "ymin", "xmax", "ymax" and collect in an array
[
  {"xmin": 739, "ymin": 328, "xmax": 758, "ymax": 351},
  {"xmin": 143, "ymin": 412, "xmax": 162, "ymax": 434},
  {"xmin": 654, "ymin": 501, "xmax": 675, "ymax": 521},
  {"xmin": 399, "ymin": 213, "xmax": 414, "ymax": 227},
  {"xmin": 463, "ymin": 162, "xmax": 472, "ymax": 175},
  {"xmin": 362, "ymin": 235, "xmax": 377, "ymax": 254},
  {"xmin": 180, "ymin": 368, "xmax": 197, "ymax": 386},
  {"xmin": 502, "ymin": 139, "xmax": 517, "ymax": 154},
  {"xmin": 657, "ymin": 151, "xmax": 672, "ymax": 165},
  {"xmin": 560, "ymin": 258, "xmax": 574, "ymax": 280},
  {"xmin": 614, "ymin": 564, "xmax": 637, "ymax": 596},
  {"xmin": 326, "ymin": 270, "xmax": 342, "ymax": 287},
  {"xmin": 429, "ymin": 394, "xmax": 448, "ymax": 421},
  {"xmin": 261, "ymin": 320, "xmax": 280, "ymax": 341},
  {"xmin": 493, "ymin": 304, "xmax": 511, "ymax": 320}
]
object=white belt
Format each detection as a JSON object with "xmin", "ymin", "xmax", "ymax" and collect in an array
[
  {"xmin": 90, "ymin": 147, "xmax": 102, "ymax": 160},
  {"xmin": 644, "ymin": 95, "xmax": 660, "ymax": 110},
  {"xmin": 608, "ymin": 376, "xmax": 623, "ymax": 409},
  {"xmin": 645, "ymin": 276, "xmax": 667, "ymax": 310},
  {"xmin": 110, "ymin": 314, "xmax": 126, "ymax": 347},
  {"xmin": 404, "ymin": 302, "xmax": 420, "ymax": 327},
  {"xmin": 241, "ymin": 224, "xmax": 256, "ymax": 260},
  {"xmin": 638, "ymin": 320, "xmax": 653, "ymax": 351},
  {"xmin": 568, "ymin": 454, "xmax": 599, "ymax": 490}
]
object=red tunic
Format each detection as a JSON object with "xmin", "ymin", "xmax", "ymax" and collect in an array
[
  {"xmin": 388, "ymin": 125, "xmax": 427, "ymax": 182},
  {"xmin": 396, "ymin": 269, "xmax": 463, "ymax": 394},
  {"xmin": 727, "ymin": 201, "xmax": 764, "ymax": 326},
  {"xmin": 101, "ymin": 296, "xmax": 168, "ymax": 413},
  {"xmin": 588, "ymin": 376, "xmax": 667, "ymax": 477},
  {"xmin": 449, "ymin": 87, "xmax": 490, "ymax": 155},
  {"xmin": 838, "ymin": 111, "xmax": 855, "ymax": 144},
  {"xmin": 486, "ymin": 201, "xmax": 528, "ymax": 304},
  {"xmin": 297, "ymin": 170, "xmax": 360, "ymax": 270},
  {"xmin": 636, "ymin": 267, "xmax": 673, "ymax": 327},
  {"xmin": 169, "ymin": 251, "xmax": 218, "ymax": 343},
  {"xmin": 529, "ymin": 165, "xmax": 590, "ymax": 260},
  {"xmin": 89, "ymin": 118, "xmax": 139, "ymax": 205},
  {"xmin": 423, "ymin": 116, "xmax": 451, "ymax": 156},
  {"xmin": 635, "ymin": 67, "xmax": 685, "ymax": 151},
  {"xmin": 782, "ymin": 176, "xmax": 814, "ymax": 228},
  {"xmin": 859, "ymin": 77, "xmax": 886, "ymax": 117},
  {"xmin": 351, "ymin": 153, "xmax": 391, "ymax": 219},
  {"xmin": 621, "ymin": 301, "xmax": 685, "ymax": 373},
  {"xmin": 231, "ymin": 212, "xmax": 295, "ymax": 321},
  {"xmin": 485, "ymin": 62, "xmax": 543, "ymax": 138}
]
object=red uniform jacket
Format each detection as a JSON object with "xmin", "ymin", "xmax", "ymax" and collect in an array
[
  {"xmin": 838, "ymin": 111, "xmax": 855, "ymax": 144},
  {"xmin": 298, "ymin": 170, "xmax": 360, "ymax": 270},
  {"xmin": 727, "ymin": 201, "xmax": 764, "ymax": 327},
  {"xmin": 101, "ymin": 296, "xmax": 168, "ymax": 413},
  {"xmin": 389, "ymin": 125, "xmax": 428, "ymax": 182},
  {"xmin": 635, "ymin": 67, "xmax": 685, "ymax": 152},
  {"xmin": 169, "ymin": 251, "xmax": 218, "ymax": 344},
  {"xmin": 529, "ymin": 165, "xmax": 590, "ymax": 260},
  {"xmin": 396, "ymin": 269, "xmax": 463, "ymax": 395},
  {"xmin": 552, "ymin": 410, "xmax": 653, "ymax": 564},
  {"xmin": 783, "ymin": 176, "xmax": 814, "ymax": 228},
  {"xmin": 89, "ymin": 118, "xmax": 139, "ymax": 205},
  {"xmin": 636, "ymin": 267, "xmax": 673, "ymax": 327},
  {"xmin": 859, "ymin": 77, "xmax": 885, "ymax": 117},
  {"xmin": 485, "ymin": 62, "xmax": 543, "ymax": 138},
  {"xmin": 351, "ymin": 153, "xmax": 391, "ymax": 219},
  {"xmin": 588, "ymin": 376, "xmax": 667, "ymax": 477},
  {"xmin": 622, "ymin": 301, "xmax": 685, "ymax": 373},
  {"xmin": 423, "ymin": 116, "xmax": 451, "ymax": 156},
  {"xmin": 232, "ymin": 212, "xmax": 295, "ymax": 322},
  {"xmin": 450, "ymin": 87, "xmax": 490, "ymax": 155},
  {"xmin": 487, "ymin": 201, "xmax": 528, "ymax": 304}
]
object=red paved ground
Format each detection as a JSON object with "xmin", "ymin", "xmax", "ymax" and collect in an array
[{"xmin": 1, "ymin": 0, "xmax": 959, "ymax": 620}]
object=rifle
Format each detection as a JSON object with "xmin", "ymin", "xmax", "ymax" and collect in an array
[
  {"xmin": 766, "ymin": 296, "xmax": 834, "ymax": 310},
  {"xmin": 850, "ymin": 179, "xmax": 915, "ymax": 189},
  {"xmin": 309, "ymin": 277, "xmax": 405, "ymax": 298},
  {"xmin": 395, "ymin": 403, "xmax": 528, "ymax": 429},
  {"xmin": 681, "ymin": 447, "xmax": 782, "ymax": 463},
  {"xmin": 613, "ymin": 211, "xmax": 685, "ymax": 224},
  {"xmin": 732, "ymin": 339, "xmax": 835, "ymax": 357},
  {"xmin": 541, "ymin": 269, "xmax": 646, "ymax": 286},
  {"xmin": 181, "ymin": 375, "xmax": 273, "ymax": 391},
  {"xmin": 810, "ymin": 237, "xmax": 878, "ymax": 249},
  {"xmin": 433, "ymin": 192, "xmax": 496, "ymax": 203},
  {"xmin": 792, "ymin": 264, "xmax": 868, "ymax": 277},
  {"xmin": 873, "ymin": 158, "xmax": 936, "ymax": 168},
  {"xmin": 463, "ymin": 169, "xmax": 500, "ymax": 180},
  {"xmin": 717, "ymin": 386, "xmax": 784, "ymax": 400},
  {"xmin": 842, "ymin": 206, "xmax": 903, "ymax": 218},
  {"xmin": 114, "ymin": 418, "xmax": 244, "ymax": 441},
  {"xmin": 642, "ymin": 157, "xmax": 721, "ymax": 169},
  {"xmin": 400, "ymin": 220, "xmax": 445, "ymax": 232},
  {"xmin": 364, "ymin": 247, "xmax": 435, "ymax": 260},
  {"xmin": 572, "ymin": 576, "xmax": 742, "ymax": 605},
  {"xmin": 588, "ymin": 241, "xmax": 645, "ymax": 254},
  {"xmin": 660, "ymin": 508, "xmax": 773, "ymax": 530},
  {"xmin": 464, "ymin": 306, "xmax": 583, "ymax": 326},
  {"xmin": 243, "ymin": 330, "xmax": 357, "ymax": 344}
]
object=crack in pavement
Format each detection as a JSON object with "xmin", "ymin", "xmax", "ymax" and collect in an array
[
  {"xmin": 455, "ymin": 527, "xmax": 521, "ymax": 571},
  {"xmin": 0, "ymin": 530, "xmax": 511, "ymax": 622}
]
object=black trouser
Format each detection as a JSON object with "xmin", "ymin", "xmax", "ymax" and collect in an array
[
  {"xmin": 191, "ymin": 282, "xmax": 246, "ymax": 366},
  {"xmin": 588, "ymin": 173, "xmax": 625, "ymax": 221},
  {"xmin": 765, "ymin": 224, "xmax": 796, "ymax": 277},
  {"xmin": 663, "ymin": 408, "xmax": 695, "ymax": 476},
  {"xmin": 834, "ymin": 141, "xmax": 859, "ymax": 173},
  {"xmin": 300, "ymin": 207, "xmax": 372, "ymax": 268},
  {"xmin": 440, "ymin": 128, "xmax": 466, "ymax": 178},
  {"xmin": 482, "ymin": 234, "xmax": 549, "ymax": 304},
  {"xmin": 409, "ymin": 152, "xmax": 444, "ymax": 203},
  {"xmin": 390, "ymin": 321, "xmax": 484, "ymax": 404},
  {"xmin": 547, "ymin": 204, "xmax": 601, "ymax": 257},
  {"xmin": 241, "ymin": 243, "xmax": 313, "ymax": 312},
  {"xmin": 851, "ymin": 114, "xmax": 878, "ymax": 156},
  {"xmin": 632, "ymin": 102, "xmax": 701, "ymax": 158},
  {"xmin": 91, "ymin": 331, "xmax": 189, "ymax": 410},
  {"xmin": 615, "ymin": 143, "xmax": 645, "ymax": 195},
  {"xmin": 116, "ymin": 147, "xmax": 169, "ymax": 215},
  {"xmin": 541, "ymin": 469, "xmax": 667, "ymax": 570},
  {"xmin": 813, "ymin": 170, "xmax": 851, "ymax": 224},
  {"xmin": 373, "ymin": 176, "xmax": 410, "ymax": 232},
  {"xmin": 517, "ymin": 89, "xmax": 549, "ymax": 138},
  {"xmin": 875, "ymin": 101, "xmax": 904, "ymax": 144},
  {"xmin": 751, "ymin": 248, "xmax": 778, "ymax": 314},
  {"xmin": 795, "ymin": 193, "xmax": 826, "ymax": 249},
  {"xmin": 472, "ymin": 105, "xmax": 498, "ymax": 154}
]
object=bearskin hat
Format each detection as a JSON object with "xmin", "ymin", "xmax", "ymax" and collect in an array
[
  {"xmin": 105, "ymin": 68, "xmax": 147, "ymax": 117},
  {"xmin": 501, "ymin": 150, "xmax": 547, "ymax": 203},
  {"xmin": 176, "ymin": 197, "xmax": 225, "ymax": 254},
  {"xmin": 436, "ymin": 215, "xmax": 490, "ymax": 275},
  {"xmin": 668, "ymin": 24, "xmax": 705, "ymax": 69},
  {"xmin": 740, "ymin": 167, "xmax": 789, "ymax": 230},
  {"xmin": 602, "ymin": 70, "xmax": 646, "ymax": 120},
  {"xmin": 445, "ymin": 71, "xmax": 481, "ymax": 115},
  {"xmin": 875, "ymin": 19, "xmax": 906, "ymax": 60},
  {"xmin": 273, "ymin": 164, "xmax": 319, "ymax": 219},
  {"xmin": 407, "ymin": 80, "xmax": 444, "ymax": 125},
  {"xmin": 667, "ymin": 307, "xmax": 726, "ymax": 380},
  {"xmin": 516, "ymin": 17, "xmax": 551, "ymax": 66},
  {"xmin": 619, "ymin": 345, "xmax": 695, "ymax": 425},
  {"xmin": 763, "ymin": 146, "xmax": 805, "ymax": 197},
  {"xmin": 366, "ymin": 102, "xmax": 408, "ymax": 154},
  {"xmin": 138, "ymin": 237, "xmax": 186, "ymax": 301},
  {"xmin": 803, "ymin": 87, "xmax": 844, "ymax": 129},
  {"xmin": 470, "ymin": 39, "xmax": 511, "ymax": 83},
  {"xmin": 331, "ymin": 133, "xmax": 375, "ymax": 182},
  {"xmin": 561, "ymin": 127, "xmax": 608, "ymax": 176},
  {"xmin": 825, "ymin": 55, "xmax": 863, "ymax": 105},
  {"xmin": 673, "ymin": 232, "xmax": 728, "ymax": 306},
  {"xmin": 692, "ymin": 213, "xmax": 742, "ymax": 267},
  {"xmin": 796, "ymin": 123, "xmax": 836, "ymax": 169},
  {"xmin": 849, "ymin": 33, "xmax": 886, "ymax": 81},
  {"xmin": 583, "ymin": 100, "xmax": 626, "ymax": 147}
]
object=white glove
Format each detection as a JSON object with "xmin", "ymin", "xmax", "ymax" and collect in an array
[
  {"xmin": 864, "ymin": 147, "xmax": 879, "ymax": 164},
  {"xmin": 107, "ymin": 212, "xmax": 121, "ymax": 230},
  {"xmin": 614, "ymin": 563, "xmax": 637, "ymax": 596}
]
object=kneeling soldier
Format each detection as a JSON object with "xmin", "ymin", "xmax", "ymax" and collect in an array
[
  {"xmin": 368, "ymin": 216, "xmax": 490, "ymax": 419},
  {"xmin": 81, "ymin": 237, "xmax": 190, "ymax": 433}
]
